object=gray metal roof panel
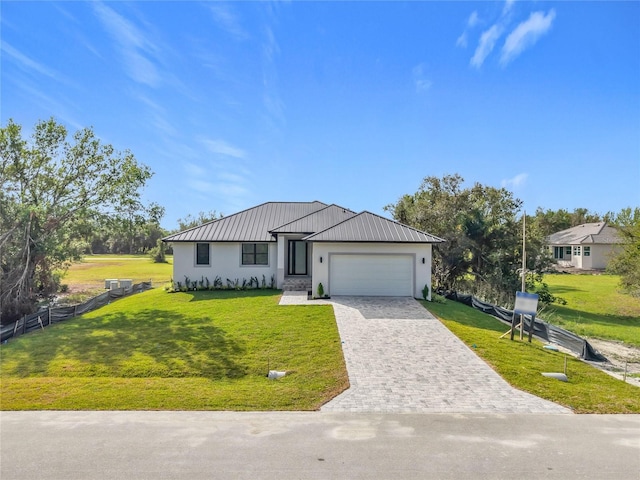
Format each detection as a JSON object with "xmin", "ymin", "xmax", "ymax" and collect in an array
[
  {"xmin": 163, "ymin": 201, "xmax": 327, "ymax": 242},
  {"xmin": 546, "ymin": 223, "xmax": 621, "ymax": 245},
  {"xmin": 302, "ymin": 211, "xmax": 445, "ymax": 243},
  {"xmin": 270, "ymin": 204, "xmax": 357, "ymax": 234}
]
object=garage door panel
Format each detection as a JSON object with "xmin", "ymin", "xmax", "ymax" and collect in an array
[{"xmin": 330, "ymin": 254, "xmax": 413, "ymax": 296}]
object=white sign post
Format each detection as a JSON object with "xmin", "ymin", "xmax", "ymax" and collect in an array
[{"xmin": 510, "ymin": 291, "xmax": 539, "ymax": 342}]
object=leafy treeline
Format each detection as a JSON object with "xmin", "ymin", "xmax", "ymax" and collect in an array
[
  {"xmin": 80, "ymin": 209, "xmax": 221, "ymax": 255},
  {"xmin": 606, "ymin": 208, "xmax": 640, "ymax": 297},
  {"xmin": 0, "ymin": 118, "xmax": 154, "ymax": 323},
  {"xmin": 0, "ymin": 119, "xmax": 226, "ymax": 324},
  {"xmin": 386, "ymin": 174, "xmax": 639, "ymax": 304}
]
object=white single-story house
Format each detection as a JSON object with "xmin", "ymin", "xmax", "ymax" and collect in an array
[
  {"xmin": 163, "ymin": 201, "xmax": 444, "ymax": 298},
  {"xmin": 546, "ymin": 222, "xmax": 622, "ymax": 270}
]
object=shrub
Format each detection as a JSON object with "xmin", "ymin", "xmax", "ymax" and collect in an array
[
  {"xmin": 421, "ymin": 284, "xmax": 430, "ymax": 301},
  {"xmin": 149, "ymin": 238, "xmax": 167, "ymax": 263}
]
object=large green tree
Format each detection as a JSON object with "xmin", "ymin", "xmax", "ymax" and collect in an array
[
  {"xmin": 386, "ymin": 174, "xmax": 552, "ymax": 305},
  {"xmin": 607, "ymin": 207, "xmax": 640, "ymax": 297},
  {"xmin": 530, "ymin": 207, "xmax": 602, "ymax": 237},
  {"xmin": 0, "ymin": 118, "xmax": 153, "ymax": 323}
]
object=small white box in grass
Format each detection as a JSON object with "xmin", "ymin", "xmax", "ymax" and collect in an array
[
  {"xmin": 267, "ymin": 370, "xmax": 286, "ymax": 380},
  {"xmin": 119, "ymin": 279, "xmax": 133, "ymax": 288},
  {"xmin": 105, "ymin": 279, "xmax": 118, "ymax": 289}
]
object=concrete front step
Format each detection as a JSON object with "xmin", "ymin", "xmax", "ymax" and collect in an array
[{"xmin": 282, "ymin": 277, "xmax": 312, "ymax": 291}]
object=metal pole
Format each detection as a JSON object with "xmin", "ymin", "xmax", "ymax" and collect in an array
[
  {"xmin": 520, "ymin": 212, "xmax": 526, "ymax": 340},
  {"xmin": 522, "ymin": 211, "xmax": 526, "ymax": 293}
]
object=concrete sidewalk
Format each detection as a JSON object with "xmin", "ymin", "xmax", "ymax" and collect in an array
[{"xmin": 280, "ymin": 293, "xmax": 571, "ymax": 414}]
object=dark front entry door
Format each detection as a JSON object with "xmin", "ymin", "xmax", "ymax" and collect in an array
[{"xmin": 288, "ymin": 240, "xmax": 307, "ymax": 275}]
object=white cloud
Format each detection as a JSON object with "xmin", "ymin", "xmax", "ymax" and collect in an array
[
  {"xmin": 456, "ymin": 33, "xmax": 468, "ymax": 48},
  {"xmin": 92, "ymin": 1, "xmax": 161, "ymax": 87},
  {"xmin": 468, "ymin": 11, "xmax": 480, "ymax": 27},
  {"xmin": 470, "ymin": 24, "xmax": 503, "ymax": 68},
  {"xmin": 501, "ymin": 173, "xmax": 528, "ymax": 189},
  {"xmin": 412, "ymin": 64, "xmax": 432, "ymax": 93},
  {"xmin": 503, "ymin": 0, "xmax": 516, "ymax": 16},
  {"xmin": 456, "ymin": 11, "xmax": 479, "ymax": 48},
  {"xmin": 2, "ymin": 42, "xmax": 64, "ymax": 81},
  {"xmin": 188, "ymin": 179, "xmax": 217, "ymax": 194},
  {"xmin": 212, "ymin": 183, "xmax": 249, "ymax": 197},
  {"xmin": 183, "ymin": 162, "xmax": 206, "ymax": 178},
  {"xmin": 209, "ymin": 4, "xmax": 249, "ymax": 41},
  {"xmin": 201, "ymin": 138, "xmax": 246, "ymax": 159},
  {"xmin": 501, "ymin": 9, "xmax": 556, "ymax": 66},
  {"xmin": 261, "ymin": 23, "xmax": 286, "ymax": 134}
]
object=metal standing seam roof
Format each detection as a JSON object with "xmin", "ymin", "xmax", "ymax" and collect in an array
[
  {"xmin": 302, "ymin": 211, "xmax": 445, "ymax": 243},
  {"xmin": 546, "ymin": 223, "xmax": 622, "ymax": 246},
  {"xmin": 163, "ymin": 201, "xmax": 327, "ymax": 242},
  {"xmin": 269, "ymin": 204, "xmax": 357, "ymax": 234}
]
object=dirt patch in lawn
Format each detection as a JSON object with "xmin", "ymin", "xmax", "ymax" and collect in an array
[{"xmin": 587, "ymin": 338, "xmax": 640, "ymax": 387}]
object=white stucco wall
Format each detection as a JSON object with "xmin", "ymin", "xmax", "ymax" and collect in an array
[
  {"xmin": 590, "ymin": 244, "xmax": 620, "ymax": 270},
  {"xmin": 310, "ymin": 242, "xmax": 433, "ymax": 299},
  {"xmin": 171, "ymin": 242, "xmax": 277, "ymax": 287}
]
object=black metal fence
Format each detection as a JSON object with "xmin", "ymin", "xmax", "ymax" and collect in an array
[{"xmin": 1, "ymin": 282, "xmax": 152, "ymax": 343}]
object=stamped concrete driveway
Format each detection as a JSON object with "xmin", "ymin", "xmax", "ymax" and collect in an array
[{"xmin": 280, "ymin": 293, "xmax": 571, "ymax": 414}]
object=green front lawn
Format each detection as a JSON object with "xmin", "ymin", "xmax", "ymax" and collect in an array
[
  {"xmin": 543, "ymin": 274, "xmax": 640, "ymax": 347},
  {"xmin": 423, "ymin": 300, "xmax": 640, "ymax": 414},
  {"xmin": 1, "ymin": 288, "xmax": 348, "ymax": 410}
]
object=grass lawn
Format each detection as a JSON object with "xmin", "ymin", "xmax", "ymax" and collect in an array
[
  {"xmin": 62, "ymin": 254, "xmax": 173, "ymax": 287},
  {"xmin": 543, "ymin": 274, "xmax": 640, "ymax": 347},
  {"xmin": 59, "ymin": 254, "xmax": 174, "ymax": 303},
  {"xmin": 423, "ymin": 300, "xmax": 640, "ymax": 413},
  {"xmin": 1, "ymin": 288, "xmax": 348, "ymax": 411}
]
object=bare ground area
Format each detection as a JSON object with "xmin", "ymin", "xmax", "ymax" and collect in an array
[{"xmin": 586, "ymin": 338, "xmax": 640, "ymax": 387}]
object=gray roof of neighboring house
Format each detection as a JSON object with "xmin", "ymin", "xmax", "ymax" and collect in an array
[
  {"xmin": 163, "ymin": 201, "xmax": 327, "ymax": 242},
  {"xmin": 302, "ymin": 211, "xmax": 445, "ymax": 243},
  {"xmin": 546, "ymin": 222, "xmax": 622, "ymax": 246},
  {"xmin": 269, "ymin": 204, "xmax": 357, "ymax": 234}
]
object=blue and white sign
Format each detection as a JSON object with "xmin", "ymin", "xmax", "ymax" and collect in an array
[{"xmin": 514, "ymin": 291, "xmax": 539, "ymax": 315}]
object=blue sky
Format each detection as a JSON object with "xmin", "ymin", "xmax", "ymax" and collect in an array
[{"xmin": 2, "ymin": 1, "xmax": 639, "ymax": 229}]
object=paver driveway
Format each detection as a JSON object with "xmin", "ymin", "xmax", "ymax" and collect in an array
[{"xmin": 280, "ymin": 293, "xmax": 571, "ymax": 414}]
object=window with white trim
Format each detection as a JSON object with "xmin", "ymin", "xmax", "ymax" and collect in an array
[
  {"xmin": 583, "ymin": 246, "xmax": 591, "ymax": 257},
  {"xmin": 196, "ymin": 243, "xmax": 210, "ymax": 265},
  {"xmin": 573, "ymin": 246, "xmax": 581, "ymax": 256},
  {"xmin": 565, "ymin": 246, "xmax": 572, "ymax": 256},
  {"xmin": 242, "ymin": 243, "xmax": 269, "ymax": 265}
]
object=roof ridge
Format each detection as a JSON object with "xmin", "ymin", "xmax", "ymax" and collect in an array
[
  {"xmin": 304, "ymin": 209, "xmax": 366, "ymax": 239},
  {"xmin": 269, "ymin": 203, "xmax": 353, "ymax": 232},
  {"xmin": 359, "ymin": 210, "xmax": 446, "ymax": 241},
  {"xmin": 304, "ymin": 210, "xmax": 445, "ymax": 242}
]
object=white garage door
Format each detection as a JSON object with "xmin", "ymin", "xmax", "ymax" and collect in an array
[{"xmin": 329, "ymin": 254, "xmax": 413, "ymax": 296}]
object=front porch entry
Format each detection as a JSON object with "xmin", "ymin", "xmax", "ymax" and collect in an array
[
  {"xmin": 288, "ymin": 240, "xmax": 308, "ymax": 275},
  {"xmin": 283, "ymin": 240, "xmax": 312, "ymax": 291}
]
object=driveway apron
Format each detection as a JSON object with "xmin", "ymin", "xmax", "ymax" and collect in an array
[{"xmin": 280, "ymin": 293, "xmax": 571, "ymax": 414}]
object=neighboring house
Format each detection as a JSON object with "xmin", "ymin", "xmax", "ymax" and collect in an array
[
  {"xmin": 163, "ymin": 201, "xmax": 444, "ymax": 298},
  {"xmin": 546, "ymin": 222, "xmax": 622, "ymax": 270}
]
